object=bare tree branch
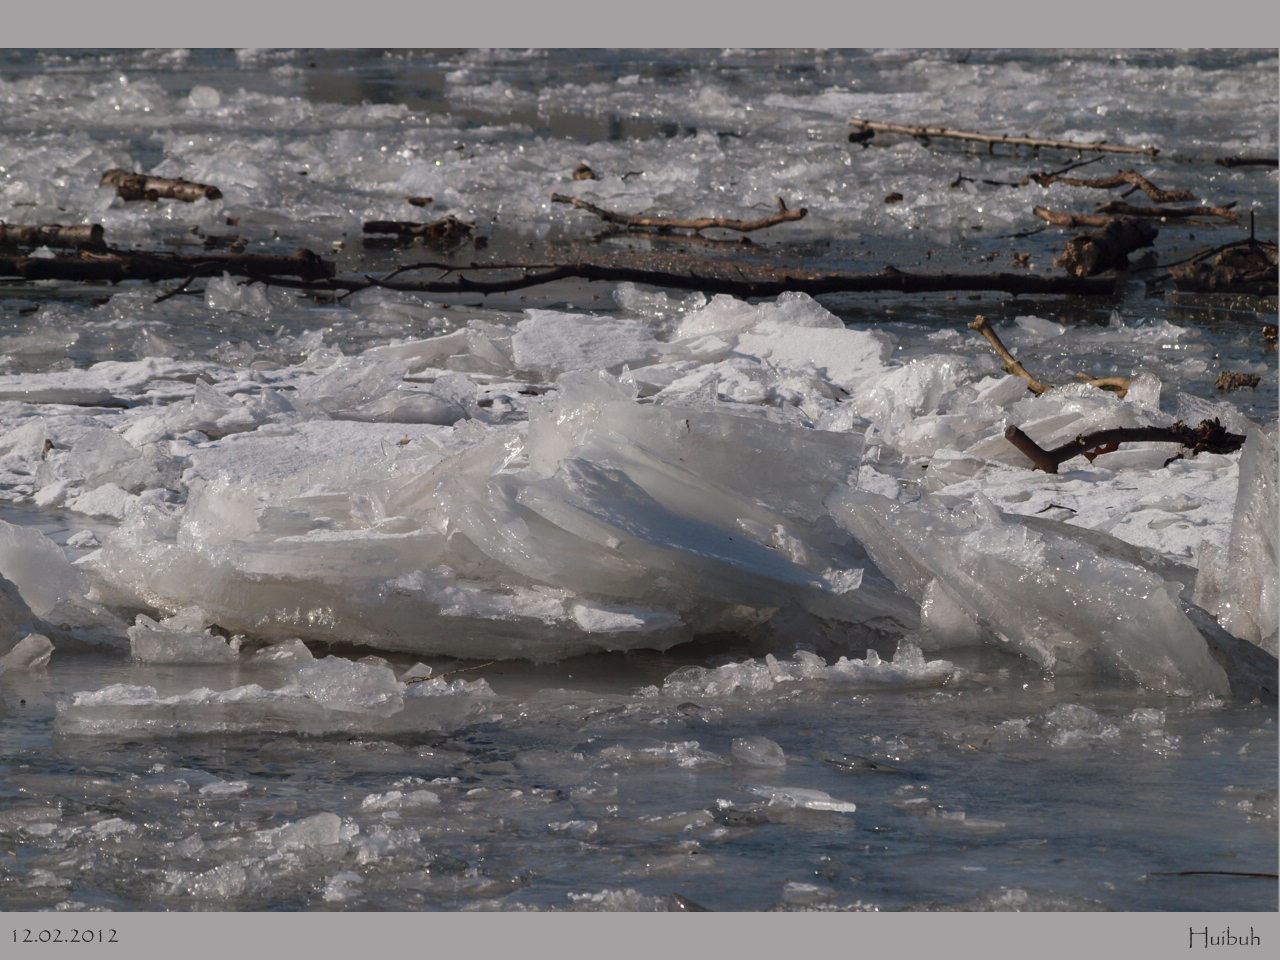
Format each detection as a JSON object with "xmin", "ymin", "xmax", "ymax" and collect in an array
[
  {"xmin": 550, "ymin": 193, "xmax": 807, "ymax": 233},
  {"xmin": 1030, "ymin": 169, "xmax": 1194, "ymax": 202},
  {"xmin": 1095, "ymin": 200, "xmax": 1240, "ymax": 222},
  {"xmin": 849, "ymin": 119, "xmax": 1159, "ymax": 156},
  {"xmin": 0, "ymin": 223, "xmax": 105, "ymax": 249},
  {"xmin": 968, "ymin": 315, "xmax": 1050, "ymax": 394},
  {"xmin": 1214, "ymin": 157, "xmax": 1278, "ymax": 168},
  {"xmin": 1005, "ymin": 419, "xmax": 1246, "ymax": 473}
]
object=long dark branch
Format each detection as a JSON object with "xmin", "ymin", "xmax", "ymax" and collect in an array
[{"xmin": 1005, "ymin": 419, "xmax": 1246, "ymax": 473}]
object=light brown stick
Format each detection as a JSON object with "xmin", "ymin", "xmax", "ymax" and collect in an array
[
  {"xmin": 1030, "ymin": 169, "xmax": 1194, "ymax": 202},
  {"xmin": 1095, "ymin": 200, "xmax": 1239, "ymax": 222},
  {"xmin": 100, "ymin": 169, "xmax": 222, "ymax": 202},
  {"xmin": 968, "ymin": 315, "xmax": 1050, "ymax": 395},
  {"xmin": 0, "ymin": 223, "xmax": 105, "ymax": 248},
  {"xmin": 550, "ymin": 193, "xmax": 807, "ymax": 233},
  {"xmin": 849, "ymin": 119, "xmax": 1159, "ymax": 156},
  {"xmin": 1074, "ymin": 373, "xmax": 1131, "ymax": 398},
  {"xmin": 1033, "ymin": 206, "xmax": 1118, "ymax": 229},
  {"xmin": 363, "ymin": 216, "xmax": 474, "ymax": 244}
]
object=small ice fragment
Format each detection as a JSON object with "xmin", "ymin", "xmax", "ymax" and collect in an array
[
  {"xmin": 747, "ymin": 785, "xmax": 856, "ymax": 813},
  {"xmin": 90, "ymin": 817, "xmax": 137, "ymax": 836},
  {"xmin": 360, "ymin": 789, "xmax": 440, "ymax": 811},
  {"xmin": 198, "ymin": 780, "xmax": 249, "ymax": 796},
  {"xmin": 730, "ymin": 736, "xmax": 787, "ymax": 768},
  {"xmin": 291, "ymin": 657, "xmax": 403, "ymax": 713},
  {"xmin": 259, "ymin": 812, "xmax": 343, "ymax": 851},
  {"xmin": 820, "ymin": 568, "xmax": 863, "ymax": 594},
  {"xmin": 65, "ymin": 530, "xmax": 101, "ymax": 549},
  {"xmin": 128, "ymin": 612, "xmax": 239, "ymax": 664},
  {"xmin": 249, "ymin": 639, "xmax": 314, "ymax": 664},
  {"xmin": 323, "ymin": 871, "xmax": 362, "ymax": 903},
  {"xmin": 400, "ymin": 662, "xmax": 433, "ymax": 683},
  {"xmin": 186, "ymin": 85, "xmax": 221, "ymax": 109},
  {"xmin": 185, "ymin": 862, "xmax": 247, "ymax": 900},
  {"xmin": 0, "ymin": 634, "xmax": 54, "ymax": 672}
]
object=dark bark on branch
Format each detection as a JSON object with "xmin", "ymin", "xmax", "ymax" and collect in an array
[
  {"xmin": 1029, "ymin": 169, "xmax": 1194, "ymax": 202},
  {"xmin": 1215, "ymin": 156, "xmax": 1279, "ymax": 168},
  {"xmin": 1004, "ymin": 419, "xmax": 1246, "ymax": 473},
  {"xmin": 340, "ymin": 262, "xmax": 1119, "ymax": 298},
  {"xmin": 1055, "ymin": 218, "xmax": 1158, "ymax": 277},
  {"xmin": 1214, "ymin": 371, "xmax": 1261, "ymax": 392},
  {"xmin": 0, "ymin": 248, "xmax": 334, "ymax": 283},
  {"xmin": 968, "ymin": 315, "xmax": 1050, "ymax": 394},
  {"xmin": 100, "ymin": 169, "xmax": 222, "ymax": 202},
  {"xmin": 0, "ymin": 223, "xmax": 105, "ymax": 248},
  {"xmin": 1095, "ymin": 200, "xmax": 1240, "ymax": 222},
  {"xmin": 950, "ymin": 157, "xmax": 1107, "ymax": 190},
  {"xmin": 362, "ymin": 216, "xmax": 474, "ymax": 246},
  {"xmin": 550, "ymin": 193, "xmax": 807, "ymax": 233},
  {"xmin": 2, "ymin": 247, "xmax": 1120, "ymax": 299},
  {"xmin": 1170, "ymin": 240, "xmax": 1278, "ymax": 296},
  {"xmin": 848, "ymin": 119, "xmax": 1159, "ymax": 156}
]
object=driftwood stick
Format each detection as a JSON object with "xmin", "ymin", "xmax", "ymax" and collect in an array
[
  {"xmin": 153, "ymin": 274, "xmax": 198, "ymax": 304},
  {"xmin": 1033, "ymin": 206, "xmax": 1118, "ymax": 229},
  {"xmin": 848, "ymin": 119, "xmax": 1159, "ymax": 156},
  {"xmin": 1095, "ymin": 200, "xmax": 1240, "ymax": 222},
  {"xmin": 0, "ymin": 250, "xmax": 1124, "ymax": 298},
  {"xmin": 363, "ymin": 216, "xmax": 473, "ymax": 244},
  {"xmin": 1214, "ymin": 157, "xmax": 1279, "ymax": 168},
  {"xmin": 1056, "ymin": 218, "xmax": 1159, "ymax": 277},
  {"xmin": 1005, "ymin": 419, "xmax": 1246, "ymax": 474},
  {"xmin": 550, "ymin": 193, "xmax": 807, "ymax": 233},
  {"xmin": 0, "ymin": 248, "xmax": 334, "ymax": 284},
  {"xmin": 405, "ymin": 661, "xmax": 497, "ymax": 685},
  {"xmin": 100, "ymin": 169, "xmax": 222, "ymax": 202},
  {"xmin": 1170, "ymin": 239, "xmax": 1278, "ymax": 296},
  {"xmin": 1030, "ymin": 169, "xmax": 1194, "ymax": 202},
  {"xmin": 968, "ymin": 315, "xmax": 1050, "ymax": 395},
  {"xmin": 0, "ymin": 223, "xmax": 105, "ymax": 248},
  {"xmin": 364, "ymin": 264, "xmax": 1117, "ymax": 298},
  {"xmin": 950, "ymin": 156, "xmax": 1107, "ymax": 190},
  {"xmin": 1073, "ymin": 372, "xmax": 1131, "ymax": 397}
]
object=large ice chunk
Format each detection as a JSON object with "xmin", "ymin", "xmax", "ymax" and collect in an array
[
  {"xmin": 55, "ymin": 654, "xmax": 496, "ymax": 737},
  {"xmin": 829, "ymin": 489, "xmax": 1231, "ymax": 696},
  {"xmin": 1200, "ymin": 422, "xmax": 1277, "ymax": 653},
  {"xmin": 0, "ymin": 520, "xmax": 84, "ymax": 620}
]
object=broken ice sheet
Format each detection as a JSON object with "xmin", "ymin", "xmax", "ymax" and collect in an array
[
  {"xmin": 0, "ymin": 633, "xmax": 53, "ymax": 672},
  {"xmin": 744, "ymin": 786, "xmax": 857, "ymax": 813},
  {"xmin": 646, "ymin": 643, "xmax": 956, "ymax": 700},
  {"xmin": 830, "ymin": 488, "xmax": 1232, "ymax": 697},
  {"xmin": 55, "ymin": 655, "xmax": 497, "ymax": 737}
]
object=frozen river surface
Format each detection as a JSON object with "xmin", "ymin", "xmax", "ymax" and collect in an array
[{"xmin": 0, "ymin": 48, "xmax": 1276, "ymax": 911}]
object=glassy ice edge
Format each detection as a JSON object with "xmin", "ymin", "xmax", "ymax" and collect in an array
[{"xmin": 0, "ymin": 48, "xmax": 1275, "ymax": 913}]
